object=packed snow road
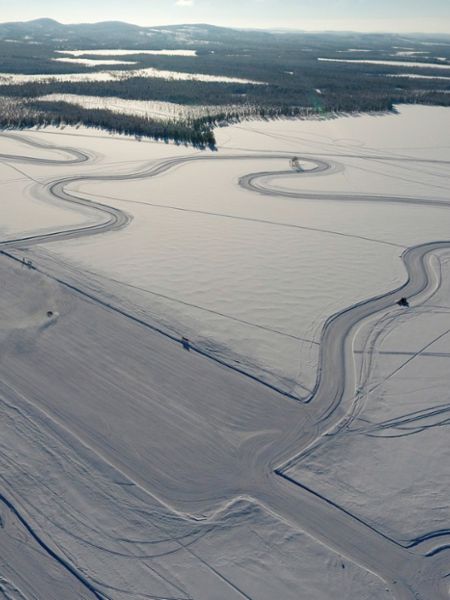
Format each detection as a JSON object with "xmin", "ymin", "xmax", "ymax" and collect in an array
[{"xmin": 0, "ymin": 127, "xmax": 449, "ymax": 599}]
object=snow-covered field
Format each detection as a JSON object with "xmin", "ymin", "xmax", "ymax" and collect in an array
[
  {"xmin": 36, "ymin": 94, "xmax": 246, "ymax": 121},
  {"xmin": 56, "ymin": 49, "xmax": 198, "ymax": 57},
  {"xmin": 0, "ymin": 67, "xmax": 264, "ymax": 85},
  {"xmin": 388, "ymin": 73, "xmax": 450, "ymax": 80},
  {"xmin": 286, "ymin": 249, "xmax": 450, "ymax": 541},
  {"xmin": 318, "ymin": 57, "xmax": 450, "ymax": 69},
  {"xmin": 19, "ymin": 105, "xmax": 450, "ymax": 395},
  {"xmin": 393, "ymin": 51, "xmax": 429, "ymax": 56},
  {"xmin": 53, "ymin": 57, "xmax": 138, "ymax": 66},
  {"xmin": 1, "ymin": 104, "xmax": 450, "ymax": 599}
]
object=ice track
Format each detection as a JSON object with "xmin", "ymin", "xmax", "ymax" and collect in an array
[{"xmin": 1, "ymin": 130, "xmax": 450, "ymax": 599}]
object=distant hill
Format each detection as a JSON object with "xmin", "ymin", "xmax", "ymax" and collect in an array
[
  {"xmin": 0, "ymin": 18, "xmax": 262, "ymax": 49},
  {"xmin": 1, "ymin": 18, "xmax": 450, "ymax": 52}
]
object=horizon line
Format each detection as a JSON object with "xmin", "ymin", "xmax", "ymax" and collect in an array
[{"xmin": 0, "ymin": 17, "xmax": 449, "ymax": 37}]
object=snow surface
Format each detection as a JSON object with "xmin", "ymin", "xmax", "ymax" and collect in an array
[
  {"xmin": 56, "ymin": 49, "xmax": 198, "ymax": 57},
  {"xmin": 1, "ymin": 104, "xmax": 450, "ymax": 599},
  {"xmin": 393, "ymin": 51, "xmax": 429, "ymax": 56},
  {"xmin": 286, "ymin": 249, "xmax": 450, "ymax": 542},
  {"xmin": 0, "ymin": 135, "xmax": 100, "ymax": 240},
  {"xmin": 26, "ymin": 105, "xmax": 450, "ymax": 395},
  {"xmin": 0, "ymin": 67, "xmax": 265, "ymax": 85},
  {"xmin": 52, "ymin": 57, "xmax": 137, "ymax": 66},
  {"xmin": 36, "ymin": 93, "xmax": 235, "ymax": 121},
  {"xmin": 0, "ymin": 257, "xmax": 392, "ymax": 600},
  {"xmin": 387, "ymin": 73, "xmax": 450, "ymax": 80},
  {"xmin": 318, "ymin": 58, "xmax": 450, "ymax": 69}
]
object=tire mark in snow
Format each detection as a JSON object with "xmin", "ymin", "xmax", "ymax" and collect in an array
[
  {"xmin": 0, "ymin": 577, "xmax": 28, "ymax": 600},
  {"xmin": 356, "ymin": 403, "xmax": 450, "ymax": 438},
  {"xmin": 0, "ymin": 131, "xmax": 92, "ymax": 165},
  {"xmin": 0, "ymin": 149, "xmax": 415, "ymax": 402},
  {"xmin": 69, "ymin": 262, "xmax": 319, "ymax": 345},
  {"xmin": 362, "ymin": 328, "xmax": 450, "ymax": 399},
  {"xmin": 88, "ymin": 189, "xmax": 405, "ymax": 249},
  {"xmin": 1, "ymin": 249, "xmax": 308, "ymax": 402},
  {"xmin": 0, "ymin": 494, "xmax": 108, "ymax": 600},
  {"xmin": 240, "ymin": 169, "xmax": 450, "ymax": 212},
  {"xmin": 355, "ymin": 349, "xmax": 450, "ymax": 358}
]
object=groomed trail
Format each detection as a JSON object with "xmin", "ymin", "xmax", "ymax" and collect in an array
[{"xmin": 1, "ymin": 130, "xmax": 450, "ymax": 600}]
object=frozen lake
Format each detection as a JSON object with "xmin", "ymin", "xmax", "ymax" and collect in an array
[
  {"xmin": 36, "ymin": 93, "xmax": 243, "ymax": 121},
  {"xmin": 0, "ymin": 67, "xmax": 264, "ymax": 85},
  {"xmin": 1, "ymin": 104, "xmax": 450, "ymax": 599},
  {"xmin": 9, "ymin": 105, "xmax": 446, "ymax": 396},
  {"xmin": 56, "ymin": 49, "xmax": 199, "ymax": 57},
  {"xmin": 318, "ymin": 57, "xmax": 450, "ymax": 69}
]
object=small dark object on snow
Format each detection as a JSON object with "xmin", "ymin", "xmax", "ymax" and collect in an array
[
  {"xmin": 290, "ymin": 156, "xmax": 303, "ymax": 172},
  {"xmin": 181, "ymin": 337, "xmax": 190, "ymax": 351},
  {"xmin": 47, "ymin": 311, "xmax": 54, "ymax": 318},
  {"xmin": 397, "ymin": 297, "xmax": 409, "ymax": 308}
]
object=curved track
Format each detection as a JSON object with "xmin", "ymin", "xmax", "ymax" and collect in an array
[
  {"xmin": 0, "ymin": 131, "xmax": 92, "ymax": 165},
  {"xmin": 1, "ymin": 131, "xmax": 450, "ymax": 599}
]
